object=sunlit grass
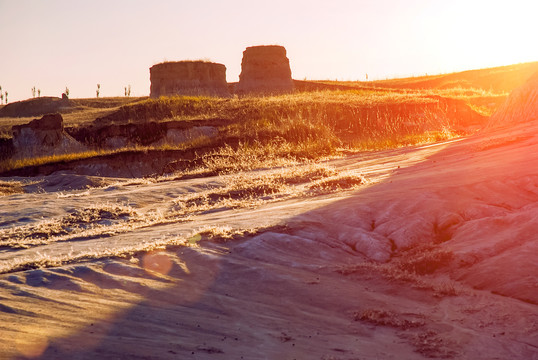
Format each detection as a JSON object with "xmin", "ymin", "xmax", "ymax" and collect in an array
[
  {"xmin": 0, "ymin": 136, "xmax": 214, "ymax": 173},
  {"xmin": 173, "ymin": 163, "xmax": 364, "ymax": 215},
  {"xmin": 0, "ymin": 180, "xmax": 24, "ymax": 195},
  {"xmin": 1, "ymin": 150, "xmax": 107, "ymax": 171},
  {"xmin": 0, "ymin": 87, "xmax": 476, "ymax": 174}
]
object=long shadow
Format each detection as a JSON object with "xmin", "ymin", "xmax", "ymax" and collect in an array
[{"xmin": 25, "ymin": 130, "xmax": 538, "ymax": 359}]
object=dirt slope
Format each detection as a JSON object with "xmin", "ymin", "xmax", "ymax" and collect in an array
[
  {"xmin": 1, "ymin": 112, "xmax": 538, "ymax": 358},
  {"xmin": 1, "ymin": 72, "xmax": 538, "ymax": 359}
]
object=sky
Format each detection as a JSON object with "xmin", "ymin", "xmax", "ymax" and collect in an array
[{"xmin": 0, "ymin": 0, "xmax": 537, "ymax": 102}]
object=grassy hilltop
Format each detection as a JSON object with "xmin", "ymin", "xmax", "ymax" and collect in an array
[{"xmin": 1, "ymin": 61, "xmax": 536, "ymax": 175}]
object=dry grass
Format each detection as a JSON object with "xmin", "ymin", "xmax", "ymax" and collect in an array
[
  {"xmin": 342, "ymin": 61, "xmax": 538, "ymax": 93},
  {"xmin": 315, "ymin": 61, "xmax": 538, "ymax": 119},
  {"xmin": 100, "ymin": 89, "xmax": 462, "ymax": 146},
  {"xmin": 0, "ymin": 116, "xmax": 36, "ymax": 133},
  {"xmin": 0, "ymin": 97, "xmax": 146, "ymax": 132},
  {"xmin": 60, "ymin": 107, "xmax": 119, "ymax": 126},
  {"xmin": 1, "ymin": 150, "xmax": 107, "ymax": 172},
  {"xmin": 0, "ymin": 135, "xmax": 213, "ymax": 173},
  {"xmin": 337, "ymin": 260, "xmax": 460, "ymax": 297},
  {"xmin": 173, "ymin": 163, "xmax": 361, "ymax": 214},
  {"xmin": 0, "ymin": 203, "xmax": 189, "ymax": 251},
  {"xmin": 0, "ymin": 235, "xmax": 189, "ymax": 274},
  {"xmin": 187, "ymin": 225, "xmax": 262, "ymax": 244},
  {"xmin": 0, "ymin": 163, "xmax": 364, "ymax": 251},
  {"xmin": 0, "ymin": 222, "xmax": 288, "ymax": 274},
  {"xmin": 0, "ymin": 204, "xmax": 143, "ymax": 249},
  {"xmin": 354, "ymin": 308, "xmax": 425, "ymax": 329},
  {"xmin": 405, "ymin": 330, "xmax": 458, "ymax": 358},
  {"xmin": 168, "ymin": 91, "xmax": 461, "ymax": 147},
  {"xmin": 308, "ymin": 171, "xmax": 366, "ymax": 192},
  {"xmin": 179, "ymin": 140, "xmax": 334, "ymax": 179},
  {"xmin": 0, "ymin": 180, "xmax": 24, "ymax": 195},
  {"xmin": 395, "ymin": 245, "xmax": 454, "ymax": 275},
  {"xmin": 1, "ymin": 85, "xmax": 475, "ymax": 174}
]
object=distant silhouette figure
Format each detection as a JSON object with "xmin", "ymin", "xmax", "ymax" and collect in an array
[{"xmin": 366, "ymin": 73, "xmax": 368, "ymax": 81}]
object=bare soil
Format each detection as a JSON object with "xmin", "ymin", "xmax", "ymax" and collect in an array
[{"xmin": 0, "ymin": 117, "xmax": 537, "ymax": 358}]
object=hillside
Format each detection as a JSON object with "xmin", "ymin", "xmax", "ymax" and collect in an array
[
  {"xmin": 0, "ymin": 90, "xmax": 485, "ymax": 176},
  {"xmin": 311, "ymin": 63, "xmax": 537, "ymax": 118},
  {"xmin": 1, "ymin": 101, "xmax": 538, "ymax": 358},
  {"xmin": 0, "ymin": 62, "xmax": 537, "ymax": 358},
  {"xmin": 317, "ymin": 61, "xmax": 538, "ymax": 93}
]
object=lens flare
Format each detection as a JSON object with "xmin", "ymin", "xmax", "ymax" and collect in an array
[
  {"xmin": 15, "ymin": 332, "xmax": 49, "ymax": 358},
  {"xmin": 142, "ymin": 252, "xmax": 173, "ymax": 275}
]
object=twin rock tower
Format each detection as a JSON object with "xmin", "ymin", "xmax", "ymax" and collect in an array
[{"xmin": 149, "ymin": 45, "xmax": 294, "ymax": 98}]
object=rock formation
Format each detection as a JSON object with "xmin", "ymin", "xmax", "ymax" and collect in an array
[
  {"xmin": 12, "ymin": 113, "xmax": 64, "ymax": 148},
  {"xmin": 236, "ymin": 45, "xmax": 294, "ymax": 94},
  {"xmin": 11, "ymin": 113, "xmax": 85, "ymax": 158},
  {"xmin": 150, "ymin": 61, "xmax": 229, "ymax": 98},
  {"xmin": 487, "ymin": 71, "xmax": 538, "ymax": 129},
  {"xmin": 67, "ymin": 117, "xmax": 221, "ymax": 150}
]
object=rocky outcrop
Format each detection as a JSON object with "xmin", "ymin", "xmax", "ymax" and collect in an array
[
  {"xmin": 236, "ymin": 45, "xmax": 294, "ymax": 95},
  {"xmin": 12, "ymin": 113, "xmax": 64, "ymax": 148},
  {"xmin": 11, "ymin": 113, "xmax": 85, "ymax": 158},
  {"xmin": 487, "ymin": 71, "xmax": 538, "ymax": 129},
  {"xmin": 66, "ymin": 118, "xmax": 223, "ymax": 149},
  {"xmin": 150, "ymin": 61, "xmax": 229, "ymax": 98}
]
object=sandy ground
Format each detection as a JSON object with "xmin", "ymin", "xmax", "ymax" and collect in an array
[{"xmin": 0, "ymin": 120, "xmax": 537, "ymax": 358}]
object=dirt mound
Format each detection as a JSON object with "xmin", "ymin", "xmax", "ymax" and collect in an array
[
  {"xmin": 487, "ymin": 71, "xmax": 538, "ymax": 129},
  {"xmin": 0, "ymin": 96, "xmax": 72, "ymax": 118}
]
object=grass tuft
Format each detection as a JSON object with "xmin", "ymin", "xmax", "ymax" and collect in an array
[
  {"xmin": 396, "ymin": 245, "xmax": 454, "ymax": 275},
  {"xmin": 308, "ymin": 172, "xmax": 366, "ymax": 192},
  {"xmin": 173, "ymin": 163, "xmax": 363, "ymax": 215},
  {"xmin": 0, "ymin": 180, "xmax": 24, "ymax": 196},
  {"xmin": 354, "ymin": 308, "xmax": 425, "ymax": 329}
]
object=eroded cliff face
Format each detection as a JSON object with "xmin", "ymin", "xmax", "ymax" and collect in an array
[
  {"xmin": 11, "ymin": 113, "xmax": 85, "ymax": 159},
  {"xmin": 12, "ymin": 114, "xmax": 64, "ymax": 149},
  {"xmin": 236, "ymin": 45, "xmax": 294, "ymax": 94},
  {"xmin": 150, "ymin": 61, "xmax": 229, "ymax": 98}
]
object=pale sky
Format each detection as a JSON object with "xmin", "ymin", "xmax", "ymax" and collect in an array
[{"xmin": 0, "ymin": 0, "xmax": 537, "ymax": 102}]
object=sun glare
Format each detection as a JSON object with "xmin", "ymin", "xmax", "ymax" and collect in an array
[{"xmin": 429, "ymin": 1, "xmax": 538, "ymax": 71}]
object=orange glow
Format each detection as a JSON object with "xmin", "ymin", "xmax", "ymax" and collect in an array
[
  {"xmin": 142, "ymin": 252, "xmax": 173, "ymax": 275},
  {"xmin": 1, "ymin": 1, "xmax": 537, "ymax": 102},
  {"xmin": 15, "ymin": 331, "xmax": 49, "ymax": 358}
]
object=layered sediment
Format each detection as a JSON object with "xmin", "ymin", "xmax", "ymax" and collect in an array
[
  {"xmin": 11, "ymin": 113, "xmax": 85, "ymax": 158},
  {"xmin": 150, "ymin": 61, "xmax": 229, "ymax": 98},
  {"xmin": 236, "ymin": 45, "xmax": 294, "ymax": 94}
]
